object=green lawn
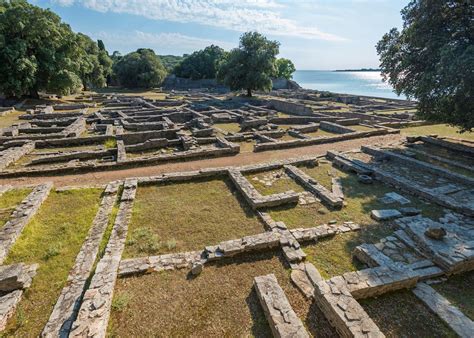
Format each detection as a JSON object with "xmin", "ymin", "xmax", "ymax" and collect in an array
[
  {"xmin": 0, "ymin": 188, "xmax": 32, "ymax": 227},
  {"xmin": 3, "ymin": 188, "xmax": 102, "ymax": 337},
  {"xmin": 401, "ymin": 124, "xmax": 474, "ymax": 141},
  {"xmin": 123, "ymin": 179, "xmax": 265, "ymax": 258}
]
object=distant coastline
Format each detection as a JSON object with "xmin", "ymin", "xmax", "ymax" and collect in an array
[{"xmin": 334, "ymin": 68, "xmax": 380, "ymax": 72}]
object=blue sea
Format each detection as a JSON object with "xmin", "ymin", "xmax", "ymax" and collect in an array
[{"xmin": 293, "ymin": 70, "xmax": 405, "ymax": 100}]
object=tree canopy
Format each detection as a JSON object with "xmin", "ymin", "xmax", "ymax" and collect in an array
[
  {"xmin": 113, "ymin": 48, "xmax": 167, "ymax": 88},
  {"xmin": 377, "ymin": 0, "xmax": 474, "ymax": 132},
  {"xmin": 217, "ymin": 32, "xmax": 280, "ymax": 96},
  {"xmin": 159, "ymin": 54, "xmax": 185, "ymax": 73},
  {"xmin": 275, "ymin": 58, "xmax": 296, "ymax": 80},
  {"xmin": 0, "ymin": 0, "xmax": 112, "ymax": 97},
  {"xmin": 174, "ymin": 45, "xmax": 226, "ymax": 80}
]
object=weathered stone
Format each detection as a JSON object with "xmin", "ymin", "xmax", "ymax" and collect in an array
[
  {"xmin": 254, "ymin": 274, "xmax": 309, "ymax": 338},
  {"xmin": 370, "ymin": 209, "xmax": 402, "ymax": 221}
]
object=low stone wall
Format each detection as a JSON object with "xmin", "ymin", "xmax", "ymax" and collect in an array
[
  {"xmin": 0, "ymin": 183, "xmax": 53, "ymax": 264},
  {"xmin": 70, "ymin": 179, "xmax": 137, "ymax": 338},
  {"xmin": 284, "ymin": 165, "xmax": 343, "ymax": 208},
  {"xmin": 0, "ymin": 264, "xmax": 38, "ymax": 331},
  {"xmin": 42, "ymin": 182, "xmax": 120, "ymax": 337},
  {"xmin": 62, "ymin": 117, "xmax": 86, "ymax": 138},
  {"xmin": 116, "ymin": 140, "xmax": 126, "ymax": 163},
  {"xmin": 254, "ymin": 129, "xmax": 396, "ymax": 152},
  {"xmin": 124, "ymin": 138, "xmax": 168, "ymax": 152},
  {"xmin": 0, "ymin": 142, "xmax": 34, "ymax": 170},
  {"xmin": 361, "ymin": 146, "xmax": 474, "ymax": 186},
  {"xmin": 268, "ymin": 99, "xmax": 313, "ymax": 116},
  {"xmin": 30, "ymin": 149, "xmax": 114, "ymax": 165},
  {"xmin": 319, "ymin": 121, "xmax": 355, "ymax": 134},
  {"xmin": 254, "ymin": 274, "xmax": 309, "ymax": 338},
  {"xmin": 419, "ymin": 136, "xmax": 474, "ymax": 155},
  {"xmin": 228, "ymin": 170, "xmax": 299, "ymax": 209}
]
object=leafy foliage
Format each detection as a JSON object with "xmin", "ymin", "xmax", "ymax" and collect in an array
[
  {"xmin": 377, "ymin": 0, "xmax": 474, "ymax": 132},
  {"xmin": 158, "ymin": 54, "xmax": 185, "ymax": 73},
  {"xmin": 217, "ymin": 32, "xmax": 279, "ymax": 96},
  {"xmin": 275, "ymin": 58, "xmax": 296, "ymax": 79},
  {"xmin": 0, "ymin": 0, "xmax": 112, "ymax": 97},
  {"xmin": 174, "ymin": 45, "xmax": 226, "ymax": 79},
  {"xmin": 113, "ymin": 48, "xmax": 167, "ymax": 88}
]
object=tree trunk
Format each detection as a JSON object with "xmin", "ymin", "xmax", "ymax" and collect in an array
[
  {"xmin": 247, "ymin": 88, "xmax": 252, "ymax": 97},
  {"xmin": 83, "ymin": 81, "xmax": 88, "ymax": 92},
  {"xmin": 29, "ymin": 88, "xmax": 39, "ymax": 99}
]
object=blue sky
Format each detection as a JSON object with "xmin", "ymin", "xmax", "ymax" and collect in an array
[{"xmin": 32, "ymin": 0, "xmax": 409, "ymax": 70}]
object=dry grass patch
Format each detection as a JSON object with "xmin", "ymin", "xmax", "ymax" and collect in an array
[
  {"xmin": 305, "ymin": 129, "xmax": 338, "ymax": 138},
  {"xmin": 0, "ymin": 188, "xmax": 32, "ymax": 227},
  {"xmin": 297, "ymin": 161, "xmax": 335, "ymax": 190},
  {"xmin": 245, "ymin": 169, "xmax": 306, "ymax": 196},
  {"xmin": 0, "ymin": 110, "xmax": 22, "ymax": 129},
  {"xmin": 238, "ymin": 140, "xmax": 255, "ymax": 153},
  {"xmin": 109, "ymin": 251, "xmax": 336, "ymax": 337},
  {"xmin": 123, "ymin": 179, "xmax": 265, "ymax": 258},
  {"xmin": 214, "ymin": 123, "xmax": 241, "ymax": 134},
  {"xmin": 433, "ymin": 271, "xmax": 474, "ymax": 320},
  {"xmin": 360, "ymin": 290, "xmax": 456, "ymax": 337},
  {"xmin": 3, "ymin": 188, "xmax": 102, "ymax": 337},
  {"xmin": 349, "ymin": 125, "xmax": 375, "ymax": 132}
]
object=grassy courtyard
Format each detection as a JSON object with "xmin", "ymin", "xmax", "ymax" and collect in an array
[
  {"xmin": 109, "ymin": 251, "xmax": 336, "ymax": 337},
  {"xmin": 3, "ymin": 188, "xmax": 102, "ymax": 337},
  {"xmin": 123, "ymin": 179, "xmax": 265, "ymax": 258}
]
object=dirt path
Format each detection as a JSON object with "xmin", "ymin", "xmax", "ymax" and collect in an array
[{"xmin": 2, "ymin": 134, "xmax": 402, "ymax": 187}]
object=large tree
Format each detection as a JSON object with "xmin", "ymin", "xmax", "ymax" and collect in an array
[
  {"xmin": 76, "ymin": 33, "xmax": 112, "ymax": 90},
  {"xmin": 113, "ymin": 48, "xmax": 167, "ymax": 88},
  {"xmin": 275, "ymin": 58, "xmax": 296, "ymax": 80},
  {"xmin": 174, "ymin": 45, "xmax": 226, "ymax": 80},
  {"xmin": 0, "ymin": 0, "xmax": 84, "ymax": 97},
  {"xmin": 377, "ymin": 0, "xmax": 474, "ymax": 132},
  {"xmin": 217, "ymin": 32, "xmax": 279, "ymax": 97}
]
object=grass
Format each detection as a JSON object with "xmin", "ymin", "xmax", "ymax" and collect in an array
[
  {"xmin": 266, "ymin": 167, "xmax": 443, "ymax": 230},
  {"xmin": 104, "ymin": 138, "xmax": 117, "ymax": 149},
  {"xmin": 349, "ymin": 125, "xmax": 375, "ymax": 132},
  {"xmin": 360, "ymin": 290, "xmax": 456, "ymax": 337},
  {"xmin": 245, "ymin": 169, "xmax": 306, "ymax": 196},
  {"xmin": 123, "ymin": 179, "xmax": 265, "ymax": 258},
  {"xmin": 3, "ymin": 188, "xmax": 102, "ymax": 337},
  {"xmin": 108, "ymin": 251, "xmax": 336, "ymax": 337},
  {"xmin": 433, "ymin": 271, "xmax": 474, "ymax": 320},
  {"xmin": 304, "ymin": 129, "xmax": 338, "ymax": 138},
  {"xmin": 401, "ymin": 124, "xmax": 474, "ymax": 141},
  {"xmin": 0, "ymin": 110, "xmax": 22, "ymax": 129},
  {"xmin": 297, "ymin": 162, "xmax": 335, "ymax": 189},
  {"xmin": 238, "ymin": 140, "xmax": 255, "ymax": 153},
  {"xmin": 214, "ymin": 123, "xmax": 241, "ymax": 134},
  {"xmin": 302, "ymin": 224, "xmax": 394, "ymax": 279},
  {"xmin": 0, "ymin": 188, "xmax": 32, "ymax": 227}
]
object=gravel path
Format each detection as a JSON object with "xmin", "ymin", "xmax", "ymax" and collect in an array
[{"xmin": 2, "ymin": 134, "xmax": 403, "ymax": 187}]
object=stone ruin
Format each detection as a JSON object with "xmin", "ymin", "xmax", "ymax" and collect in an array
[
  {"xmin": 0, "ymin": 90, "xmax": 472, "ymax": 337},
  {"xmin": 0, "ymin": 90, "xmax": 419, "ymax": 177}
]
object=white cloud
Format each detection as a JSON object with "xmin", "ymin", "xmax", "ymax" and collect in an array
[
  {"xmin": 52, "ymin": 0, "xmax": 345, "ymax": 41},
  {"xmin": 91, "ymin": 30, "xmax": 235, "ymax": 55}
]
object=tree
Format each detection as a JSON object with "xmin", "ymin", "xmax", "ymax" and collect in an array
[
  {"xmin": 275, "ymin": 58, "xmax": 296, "ymax": 79},
  {"xmin": 377, "ymin": 0, "xmax": 474, "ymax": 132},
  {"xmin": 113, "ymin": 48, "xmax": 167, "ymax": 88},
  {"xmin": 76, "ymin": 33, "xmax": 112, "ymax": 90},
  {"xmin": 174, "ymin": 45, "xmax": 226, "ymax": 80},
  {"xmin": 158, "ymin": 54, "xmax": 185, "ymax": 73},
  {"xmin": 0, "ymin": 0, "xmax": 83, "ymax": 97},
  {"xmin": 217, "ymin": 32, "xmax": 279, "ymax": 97}
]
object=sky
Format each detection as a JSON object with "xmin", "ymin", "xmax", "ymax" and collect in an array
[{"xmin": 32, "ymin": 0, "xmax": 410, "ymax": 70}]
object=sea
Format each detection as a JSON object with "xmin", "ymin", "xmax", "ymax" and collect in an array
[{"xmin": 293, "ymin": 70, "xmax": 405, "ymax": 100}]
